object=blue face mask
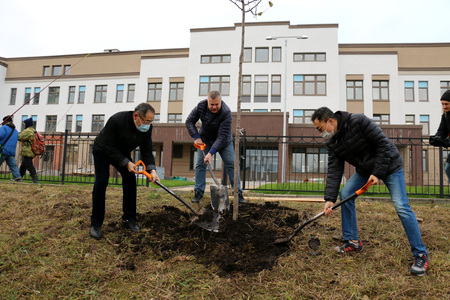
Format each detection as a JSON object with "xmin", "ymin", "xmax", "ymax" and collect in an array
[{"xmin": 137, "ymin": 123, "xmax": 150, "ymax": 132}]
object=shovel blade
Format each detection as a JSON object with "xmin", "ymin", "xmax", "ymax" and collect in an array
[
  {"xmin": 210, "ymin": 185, "xmax": 230, "ymax": 214},
  {"xmin": 193, "ymin": 207, "xmax": 222, "ymax": 232}
]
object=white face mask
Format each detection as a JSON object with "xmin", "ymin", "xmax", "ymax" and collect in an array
[{"xmin": 320, "ymin": 121, "xmax": 335, "ymax": 141}]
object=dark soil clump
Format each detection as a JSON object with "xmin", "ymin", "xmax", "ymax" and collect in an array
[{"xmin": 109, "ymin": 202, "xmax": 302, "ymax": 276}]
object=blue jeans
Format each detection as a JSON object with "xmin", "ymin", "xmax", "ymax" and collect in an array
[
  {"xmin": 194, "ymin": 141, "xmax": 242, "ymax": 196},
  {"xmin": 339, "ymin": 169, "xmax": 427, "ymax": 257},
  {"xmin": 0, "ymin": 155, "xmax": 21, "ymax": 179}
]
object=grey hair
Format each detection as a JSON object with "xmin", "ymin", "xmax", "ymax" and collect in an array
[{"xmin": 134, "ymin": 103, "xmax": 155, "ymax": 115}]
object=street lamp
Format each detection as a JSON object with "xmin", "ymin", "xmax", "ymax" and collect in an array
[{"xmin": 266, "ymin": 35, "xmax": 308, "ymax": 184}]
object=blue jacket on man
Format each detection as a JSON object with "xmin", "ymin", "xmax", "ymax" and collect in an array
[{"xmin": 0, "ymin": 123, "xmax": 19, "ymax": 156}]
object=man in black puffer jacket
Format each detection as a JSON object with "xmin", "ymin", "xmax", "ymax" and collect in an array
[
  {"xmin": 186, "ymin": 91, "xmax": 246, "ymax": 204},
  {"xmin": 311, "ymin": 106, "xmax": 429, "ymax": 276}
]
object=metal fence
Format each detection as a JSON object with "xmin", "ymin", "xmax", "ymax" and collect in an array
[{"xmin": 1, "ymin": 130, "xmax": 449, "ymax": 198}]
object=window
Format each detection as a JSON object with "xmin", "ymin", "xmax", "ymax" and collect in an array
[
  {"xmin": 52, "ymin": 65, "xmax": 62, "ymax": 76},
  {"xmin": 91, "ymin": 115, "xmax": 105, "ymax": 132},
  {"xmin": 293, "ymin": 53, "xmax": 326, "ymax": 62},
  {"xmin": 48, "ymin": 87, "xmax": 60, "ymax": 104},
  {"xmin": 241, "ymin": 75, "xmax": 251, "ymax": 103},
  {"xmin": 173, "ymin": 145, "xmax": 183, "ymax": 159},
  {"xmin": 272, "ymin": 47, "xmax": 281, "ymax": 62},
  {"xmin": 404, "ymin": 81, "xmax": 414, "ymax": 101},
  {"xmin": 33, "ymin": 87, "xmax": 40, "ymax": 104},
  {"xmin": 116, "ymin": 84, "xmax": 124, "ymax": 102},
  {"xmin": 199, "ymin": 76, "xmax": 230, "ymax": 96},
  {"xmin": 254, "ymin": 75, "xmax": 268, "ymax": 103},
  {"xmin": 66, "ymin": 115, "xmax": 73, "ymax": 132},
  {"xmin": 78, "ymin": 86, "xmax": 85, "ymax": 103},
  {"xmin": 76, "ymin": 115, "xmax": 83, "ymax": 132},
  {"xmin": 153, "ymin": 114, "xmax": 160, "ymax": 123},
  {"xmin": 68, "ymin": 86, "xmax": 75, "ymax": 104},
  {"xmin": 294, "ymin": 75, "xmax": 326, "ymax": 96},
  {"xmin": 419, "ymin": 81, "xmax": 428, "ymax": 101},
  {"xmin": 292, "ymin": 147, "xmax": 328, "ymax": 173},
  {"xmin": 64, "ymin": 65, "xmax": 71, "ymax": 75},
  {"xmin": 372, "ymin": 80, "xmax": 389, "ymax": 101},
  {"xmin": 31, "ymin": 115, "xmax": 37, "ymax": 129},
  {"xmin": 440, "ymin": 82, "xmax": 450, "ymax": 96},
  {"xmin": 420, "ymin": 115, "xmax": 429, "ymax": 136},
  {"xmin": 148, "ymin": 83, "xmax": 162, "ymax": 101},
  {"xmin": 201, "ymin": 54, "xmax": 231, "ymax": 64},
  {"xmin": 405, "ymin": 115, "xmax": 415, "ymax": 125},
  {"xmin": 66, "ymin": 145, "xmax": 79, "ymax": 164},
  {"xmin": 169, "ymin": 82, "xmax": 184, "ymax": 101},
  {"xmin": 271, "ymin": 109, "xmax": 281, "ymax": 112},
  {"xmin": 191, "ymin": 146, "xmax": 223, "ymax": 171},
  {"xmin": 255, "ymin": 48, "xmax": 269, "ymax": 62},
  {"xmin": 423, "ymin": 150, "xmax": 428, "ymax": 172},
  {"xmin": 293, "ymin": 109, "xmax": 315, "ymax": 124},
  {"xmin": 271, "ymin": 75, "xmax": 281, "ymax": 103},
  {"xmin": 94, "ymin": 85, "xmax": 107, "ymax": 103},
  {"xmin": 45, "ymin": 115, "xmax": 57, "ymax": 132},
  {"xmin": 346, "ymin": 80, "xmax": 363, "ymax": 100},
  {"xmin": 127, "ymin": 84, "xmax": 135, "ymax": 102},
  {"xmin": 21, "ymin": 115, "xmax": 28, "ymax": 131},
  {"xmin": 254, "ymin": 109, "xmax": 268, "ymax": 112},
  {"xmin": 168, "ymin": 114, "xmax": 182, "ymax": 123},
  {"xmin": 43, "ymin": 66, "xmax": 50, "ymax": 76},
  {"xmin": 373, "ymin": 114, "xmax": 390, "ymax": 125},
  {"xmin": 10, "ymin": 88, "xmax": 17, "ymax": 105},
  {"xmin": 24, "ymin": 87, "xmax": 31, "ymax": 105},
  {"xmin": 243, "ymin": 48, "xmax": 252, "ymax": 62}
]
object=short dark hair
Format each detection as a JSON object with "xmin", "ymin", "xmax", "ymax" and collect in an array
[
  {"xmin": 311, "ymin": 107, "xmax": 334, "ymax": 123},
  {"xmin": 207, "ymin": 90, "xmax": 221, "ymax": 100},
  {"xmin": 134, "ymin": 103, "xmax": 155, "ymax": 115}
]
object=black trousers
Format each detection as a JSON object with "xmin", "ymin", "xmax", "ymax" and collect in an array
[
  {"xmin": 19, "ymin": 156, "xmax": 37, "ymax": 177},
  {"xmin": 90, "ymin": 148, "xmax": 137, "ymax": 227}
]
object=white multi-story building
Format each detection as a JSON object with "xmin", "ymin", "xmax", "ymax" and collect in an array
[{"xmin": 1, "ymin": 21, "xmax": 449, "ymax": 180}]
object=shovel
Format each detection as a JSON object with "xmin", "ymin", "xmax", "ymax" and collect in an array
[
  {"xmin": 193, "ymin": 143, "xmax": 230, "ymax": 214},
  {"xmin": 274, "ymin": 179, "xmax": 374, "ymax": 245},
  {"xmin": 135, "ymin": 160, "xmax": 221, "ymax": 232}
]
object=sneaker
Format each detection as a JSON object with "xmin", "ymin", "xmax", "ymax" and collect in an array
[
  {"xmin": 90, "ymin": 226, "xmax": 103, "ymax": 239},
  {"xmin": 238, "ymin": 193, "xmax": 247, "ymax": 204},
  {"xmin": 122, "ymin": 219, "xmax": 140, "ymax": 232},
  {"xmin": 10, "ymin": 177, "xmax": 22, "ymax": 182},
  {"xmin": 410, "ymin": 254, "xmax": 429, "ymax": 276},
  {"xmin": 334, "ymin": 240, "xmax": 363, "ymax": 254},
  {"xmin": 192, "ymin": 191, "xmax": 203, "ymax": 203}
]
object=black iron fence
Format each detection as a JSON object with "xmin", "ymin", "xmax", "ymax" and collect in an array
[{"xmin": 1, "ymin": 130, "xmax": 449, "ymax": 198}]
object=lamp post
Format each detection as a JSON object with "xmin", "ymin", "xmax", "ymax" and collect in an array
[{"xmin": 266, "ymin": 35, "xmax": 308, "ymax": 184}]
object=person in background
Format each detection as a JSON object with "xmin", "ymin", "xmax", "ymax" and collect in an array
[
  {"xmin": 18, "ymin": 117, "xmax": 39, "ymax": 184},
  {"xmin": 311, "ymin": 106, "xmax": 429, "ymax": 276},
  {"xmin": 185, "ymin": 90, "xmax": 246, "ymax": 204},
  {"xmin": 90, "ymin": 103, "xmax": 159, "ymax": 240},
  {"xmin": 0, "ymin": 115, "xmax": 22, "ymax": 182},
  {"xmin": 429, "ymin": 90, "xmax": 450, "ymax": 180}
]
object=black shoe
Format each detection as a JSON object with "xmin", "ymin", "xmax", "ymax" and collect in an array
[
  {"xmin": 410, "ymin": 254, "xmax": 429, "ymax": 276},
  {"xmin": 192, "ymin": 191, "xmax": 203, "ymax": 203},
  {"xmin": 238, "ymin": 193, "xmax": 247, "ymax": 204},
  {"xmin": 90, "ymin": 226, "xmax": 103, "ymax": 239},
  {"xmin": 10, "ymin": 177, "xmax": 22, "ymax": 182},
  {"xmin": 122, "ymin": 219, "xmax": 140, "ymax": 232}
]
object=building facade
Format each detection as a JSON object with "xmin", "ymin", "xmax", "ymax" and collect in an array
[{"xmin": 1, "ymin": 21, "xmax": 449, "ymax": 182}]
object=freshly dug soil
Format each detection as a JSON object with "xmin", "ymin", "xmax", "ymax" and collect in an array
[{"xmin": 107, "ymin": 202, "xmax": 313, "ymax": 276}]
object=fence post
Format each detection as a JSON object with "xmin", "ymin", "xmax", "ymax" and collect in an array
[
  {"xmin": 242, "ymin": 130, "xmax": 246, "ymax": 190},
  {"xmin": 439, "ymin": 146, "xmax": 444, "ymax": 198},
  {"xmin": 61, "ymin": 129, "xmax": 68, "ymax": 185}
]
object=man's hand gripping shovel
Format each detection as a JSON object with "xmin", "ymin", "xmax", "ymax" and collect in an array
[
  {"xmin": 193, "ymin": 142, "xmax": 230, "ymax": 215},
  {"xmin": 135, "ymin": 160, "xmax": 221, "ymax": 232}
]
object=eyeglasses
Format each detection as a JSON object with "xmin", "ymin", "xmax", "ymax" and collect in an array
[
  {"xmin": 139, "ymin": 115, "xmax": 153, "ymax": 125},
  {"xmin": 314, "ymin": 119, "xmax": 329, "ymax": 133}
]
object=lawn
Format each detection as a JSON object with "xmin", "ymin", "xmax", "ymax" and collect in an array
[{"xmin": 0, "ymin": 182, "xmax": 448, "ymax": 299}]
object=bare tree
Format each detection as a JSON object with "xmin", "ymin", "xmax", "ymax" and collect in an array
[{"xmin": 229, "ymin": 0, "xmax": 272, "ymax": 220}]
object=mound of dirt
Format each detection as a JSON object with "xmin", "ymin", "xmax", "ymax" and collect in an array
[{"xmin": 108, "ymin": 202, "xmax": 309, "ymax": 276}]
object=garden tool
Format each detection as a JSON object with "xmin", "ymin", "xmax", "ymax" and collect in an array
[
  {"xmin": 274, "ymin": 179, "xmax": 374, "ymax": 245},
  {"xmin": 135, "ymin": 160, "xmax": 221, "ymax": 232},
  {"xmin": 194, "ymin": 142, "xmax": 230, "ymax": 214}
]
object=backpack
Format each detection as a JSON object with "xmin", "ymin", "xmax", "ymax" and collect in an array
[{"xmin": 31, "ymin": 131, "xmax": 45, "ymax": 156}]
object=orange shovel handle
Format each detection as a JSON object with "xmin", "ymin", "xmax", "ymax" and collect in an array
[
  {"xmin": 135, "ymin": 160, "xmax": 153, "ymax": 180},
  {"xmin": 193, "ymin": 142, "xmax": 206, "ymax": 151}
]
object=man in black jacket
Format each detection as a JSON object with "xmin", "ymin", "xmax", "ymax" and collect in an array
[
  {"xmin": 312, "ymin": 106, "xmax": 429, "ymax": 276},
  {"xmin": 185, "ymin": 91, "xmax": 246, "ymax": 204},
  {"xmin": 90, "ymin": 103, "xmax": 159, "ymax": 239},
  {"xmin": 429, "ymin": 90, "xmax": 450, "ymax": 180}
]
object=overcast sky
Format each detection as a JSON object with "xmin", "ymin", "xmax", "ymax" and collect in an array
[{"xmin": 1, "ymin": 0, "xmax": 449, "ymax": 58}]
